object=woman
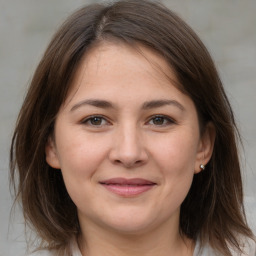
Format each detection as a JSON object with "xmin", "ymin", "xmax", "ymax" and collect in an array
[{"xmin": 10, "ymin": 0, "xmax": 255, "ymax": 255}]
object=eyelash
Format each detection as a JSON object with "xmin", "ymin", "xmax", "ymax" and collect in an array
[
  {"xmin": 81, "ymin": 115, "xmax": 110, "ymax": 127},
  {"xmin": 147, "ymin": 115, "xmax": 176, "ymax": 126},
  {"xmin": 80, "ymin": 115, "xmax": 176, "ymax": 127}
]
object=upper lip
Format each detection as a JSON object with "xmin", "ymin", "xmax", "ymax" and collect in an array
[{"xmin": 99, "ymin": 178, "xmax": 156, "ymax": 185}]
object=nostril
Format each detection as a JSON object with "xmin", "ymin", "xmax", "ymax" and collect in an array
[
  {"xmin": 109, "ymin": 143, "xmax": 149, "ymax": 168},
  {"xmin": 113, "ymin": 159, "xmax": 144, "ymax": 168},
  {"xmin": 135, "ymin": 160, "xmax": 142, "ymax": 165}
]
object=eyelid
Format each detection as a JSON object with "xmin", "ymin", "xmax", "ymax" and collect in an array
[
  {"xmin": 146, "ymin": 114, "xmax": 176, "ymax": 126},
  {"xmin": 80, "ymin": 114, "xmax": 176, "ymax": 127},
  {"xmin": 80, "ymin": 115, "xmax": 111, "ymax": 126}
]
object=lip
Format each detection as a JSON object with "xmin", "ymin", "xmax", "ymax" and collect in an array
[{"xmin": 99, "ymin": 178, "xmax": 156, "ymax": 197}]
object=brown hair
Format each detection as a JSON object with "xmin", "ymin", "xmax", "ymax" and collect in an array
[{"xmin": 10, "ymin": 0, "xmax": 253, "ymax": 255}]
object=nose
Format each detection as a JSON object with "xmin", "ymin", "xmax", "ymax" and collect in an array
[{"xmin": 109, "ymin": 125, "xmax": 149, "ymax": 168}]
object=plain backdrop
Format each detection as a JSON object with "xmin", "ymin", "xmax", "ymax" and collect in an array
[{"xmin": 0, "ymin": 0, "xmax": 255, "ymax": 255}]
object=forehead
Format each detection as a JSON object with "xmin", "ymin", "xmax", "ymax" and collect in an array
[
  {"xmin": 66, "ymin": 41, "xmax": 182, "ymax": 100},
  {"xmin": 57, "ymin": 41, "xmax": 199, "ymax": 126}
]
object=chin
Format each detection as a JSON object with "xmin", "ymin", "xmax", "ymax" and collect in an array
[{"xmin": 96, "ymin": 209, "xmax": 163, "ymax": 235}]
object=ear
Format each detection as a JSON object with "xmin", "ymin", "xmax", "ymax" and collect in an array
[
  {"xmin": 45, "ymin": 136, "xmax": 61, "ymax": 169},
  {"xmin": 194, "ymin": 122, "xmax": 216, "ymax": 174}
]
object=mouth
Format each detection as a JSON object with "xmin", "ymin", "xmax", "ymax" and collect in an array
[{"xmin": 99, "ymin": 178, "xmax": 157, "ymax": 197}]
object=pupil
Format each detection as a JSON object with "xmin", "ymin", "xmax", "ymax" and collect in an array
[
  {"xmin": 153, "ymin": 117, "xmax": 164, "ymax": 125},
  {"xmin": 91, "ymin": 117, "xmax": 102, "ymax": 125}
]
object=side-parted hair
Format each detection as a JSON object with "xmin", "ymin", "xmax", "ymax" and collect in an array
[{"xmin": 10, "ymin": 0, "xmax": 253, "ymax": 255}]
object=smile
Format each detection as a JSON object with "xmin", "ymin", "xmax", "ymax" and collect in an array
[{"xmin": 99, "ymin": 178, "xmax": 156, "ymax": 197}]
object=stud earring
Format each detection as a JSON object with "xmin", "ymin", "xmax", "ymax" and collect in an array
[{"xmin": 199, "ymin": 164, "xmax": 205, "ymax": 171}]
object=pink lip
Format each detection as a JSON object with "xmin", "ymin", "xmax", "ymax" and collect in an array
[{"xmin": 99, "ymin": 178, "xmax": 156, "ymax": 197}]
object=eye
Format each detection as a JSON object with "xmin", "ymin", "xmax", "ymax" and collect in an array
[
  {"xmin": 81, "ymin": 116, "xmax": 109, "ymax": 127},
  {"xmin": 148, "ymin": 115, "xmax": 175, "ymax": 126}
]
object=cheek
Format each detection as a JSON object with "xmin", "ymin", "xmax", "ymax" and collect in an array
[
  {"xmin": 56, "ymin": 128, "xmax": 108, "ymax": 174},
  {"xmin": 56, "ymin": 136, "xmax": 107, "ymax": 207},
  {"xmin": 150, "ymin": 131, "xmax": 199, "ymax": 203},
  {"xmin": 151, "ymin": 131, "xmax": 199, "ymax": 172}
]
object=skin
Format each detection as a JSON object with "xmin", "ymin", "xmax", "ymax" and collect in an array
[{"xmin": 46, "ymin": 42, "xmax": 215, "ymax": 256}]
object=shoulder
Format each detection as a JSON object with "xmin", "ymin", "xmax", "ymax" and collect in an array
[
  {"xmin": 28, "ymin": 250, "xmax": 55, "ymax": 256},
  {"xmin": 240, "ymin": 237, "xmax": 256, "ymax": 256},
  {"xmin": 193, "ymin": 240, "xmax": 218, "ymax": 256},
  {"xmin": 194, "ymin": 237, "xmax": 256, "ymax": 256},
  {"xmin": 27, "ymin": 237, "xmax": 82, "ymax": 256}
]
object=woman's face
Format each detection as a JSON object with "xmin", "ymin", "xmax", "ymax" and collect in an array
[{"xmin": 46, "ymin": 42, "xmax": 214, "ymax": 236}]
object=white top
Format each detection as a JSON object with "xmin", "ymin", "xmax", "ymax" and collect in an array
[{"xmin": 29, "ymin": 237, "xmax": 256, "ymax": 256}]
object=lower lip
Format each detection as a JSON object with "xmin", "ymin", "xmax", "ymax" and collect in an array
[{"xmin": 101, "ymin": 184, "xmax": 155, "ymax": 197}]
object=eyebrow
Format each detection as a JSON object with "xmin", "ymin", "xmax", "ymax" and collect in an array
[
  {"xmin": 70, "ymin": 99, "xmax": 185, "ymax": 112},
  {"xmin": 71, "ymin": 99, "xmax": 115, "ymax": 111},
  {"xmin": 142, "ymin": 99, "xmax": 185, "ymax": 111}
]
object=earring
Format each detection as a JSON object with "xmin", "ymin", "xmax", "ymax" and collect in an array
[{"xmin": 199, "ymin": 164, "xmax": 205, "ymax": 171}]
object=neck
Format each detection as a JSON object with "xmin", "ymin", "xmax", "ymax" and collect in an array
[{"xmin": 78, "ymin": 221, "xmax": 194, "ymax": 256}]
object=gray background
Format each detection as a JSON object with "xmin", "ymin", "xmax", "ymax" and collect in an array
[{"xmin": 0, "ymin": 0, "xmax": 255, "ymax": 255}]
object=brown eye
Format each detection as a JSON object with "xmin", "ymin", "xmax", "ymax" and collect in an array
[
  {"xmin": 148, "ymin": 115, "xmax": 175, "ymax": 126},
  {"xmin": 152, "ymin": 116, "xmax": 165, "ymax": 125},
  {"xmin": 82, "ymin": 116, "xmax": 108, "ymax": 126},
  {"xmin": 90, "ymin": 117, "xmax": 103, "ymax": 125}
]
